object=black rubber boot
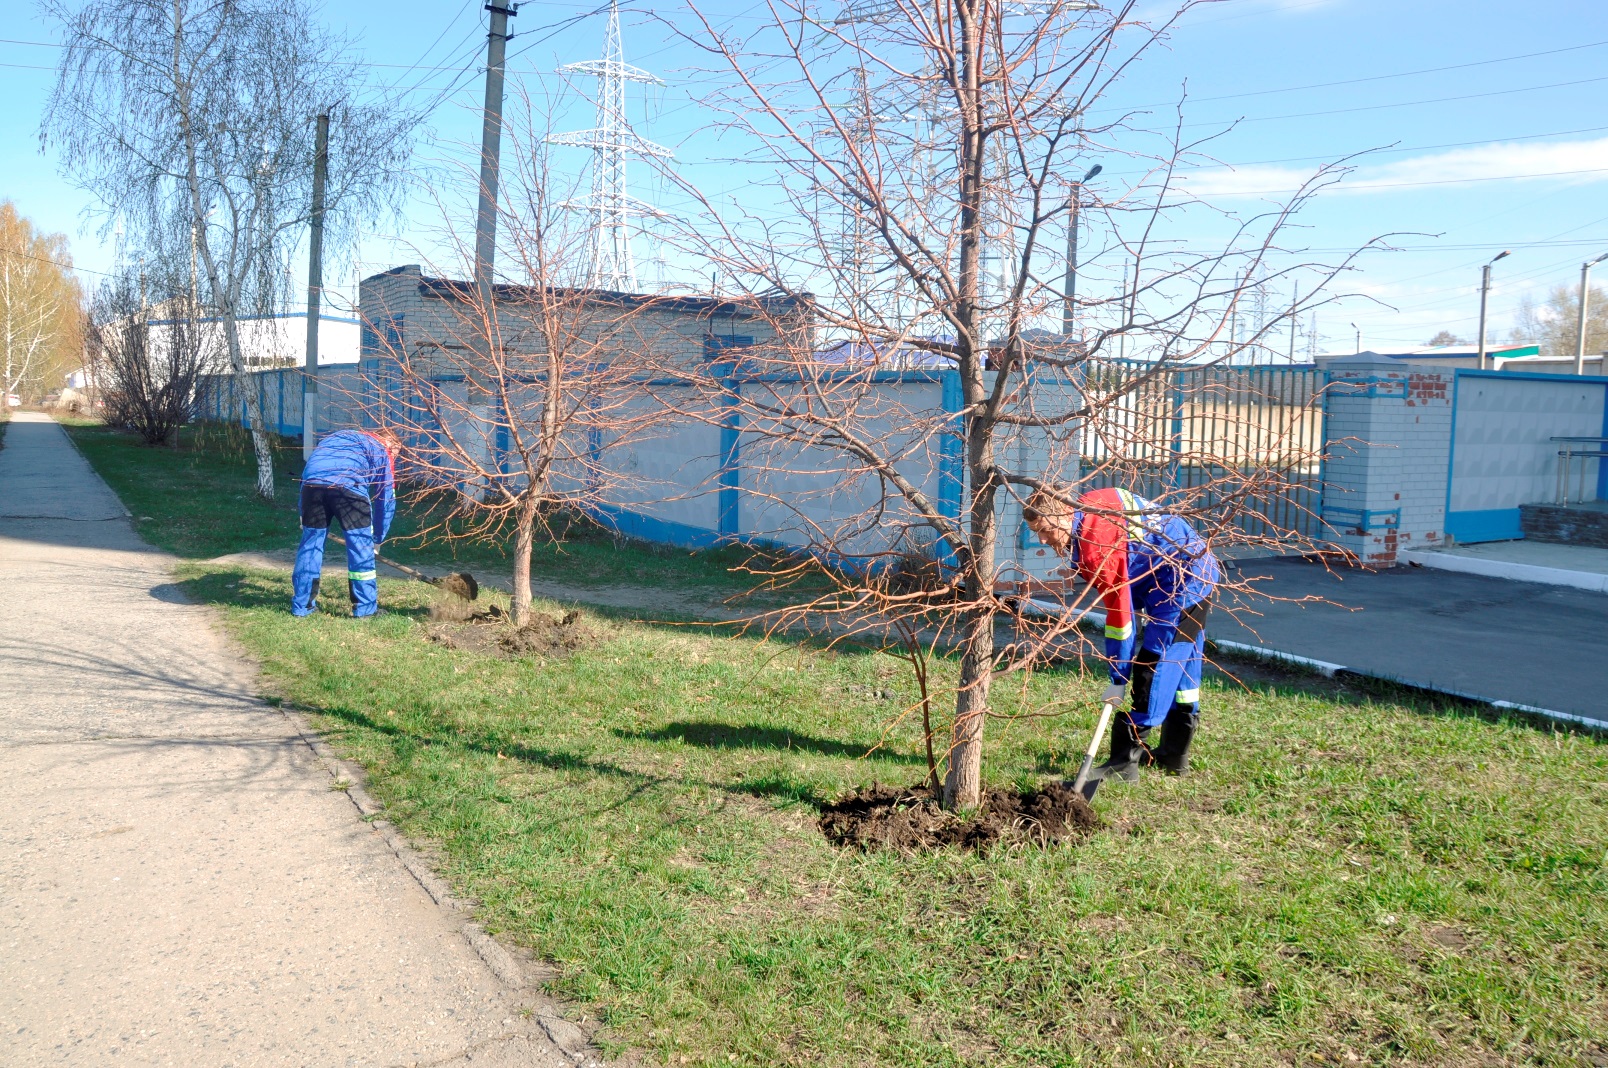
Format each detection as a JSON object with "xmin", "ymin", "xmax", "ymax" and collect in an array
[
  {"xmin": 1155, "ymin": 703, "xmax": 1199, "ymax": 775},
  {"xmin": 1097, "ymin": 717, "xmax": 1147, "ymax": 783}
]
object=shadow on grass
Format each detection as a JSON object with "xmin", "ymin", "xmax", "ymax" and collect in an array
[
  {"xmin": 177, "ymin": 568, "xmax": 1604, "ymax": 749},
  {"xmin": 617, "ymin": 720, "xmax": 927, "ymax": 766},
  {"xmin": 177, "ymin": 567, "xmax": 437, "ymax": 623},
  {"xmin": 307, "ymin": 701, "xmax": 830, "ymax": 808}
]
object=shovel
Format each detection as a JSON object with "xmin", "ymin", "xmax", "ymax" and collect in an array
[
  {"xmin": 328, "ymin": 532, "xmax": 479, "ymax": 601},
  {"xmin": 1069, "ymin": 699, "xmax": 1118, "ymax": 802}
]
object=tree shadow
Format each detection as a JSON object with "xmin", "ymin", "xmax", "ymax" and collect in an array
[
  {"xmin": 310, "ymin": 703, "xmax": 831, "ymax": 807},
  {"xmin": 616, "ymin": 720, "xmax": 926, "ymax": 765},
  {"xmin": 178, "ymin": 568, "xmax": 436, "ymax": 622}
]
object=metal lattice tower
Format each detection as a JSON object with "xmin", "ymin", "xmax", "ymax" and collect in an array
[{"xmin": 549, "ymin": 0, "xmax": 670, "ymax": 292}]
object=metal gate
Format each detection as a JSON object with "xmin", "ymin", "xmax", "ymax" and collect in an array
[{"xmin": 1079, "ymin": 360, "xmax": 1329, "ymax": 543}]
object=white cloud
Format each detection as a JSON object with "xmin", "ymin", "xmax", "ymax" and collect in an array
[{"xmin": 1178, "ymin": 137, "xmax": 1608, "ymax": 200}]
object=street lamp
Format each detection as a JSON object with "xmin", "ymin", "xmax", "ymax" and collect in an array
[
  {"xmin": 1574, "ymin": 251, "xmax": 1608, "ymax": 375},
  {"xmin": 1477, "ymin": 250, "xmax": 1511, "ymax": 371},
  {"xmin": 1350, "ymin": 322, "xmax": 1360, "ymax": 353},
  {"xmin": 1062, "ymin": 162, "xmax": 1102, "ymax": 337}
]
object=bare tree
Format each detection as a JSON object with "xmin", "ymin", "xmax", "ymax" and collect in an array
[
  {"xmin": 93, "ymin": 263, "xmax": 217, "ymax": 445},
  {"xmin": 653, "ymin": 0, "xmax": 1378, "ymax": 808},
  {"xmin": 367, "ymin": 130, "xmax": 676, "ymax": 626},
  {"xmin": 0, "ymin": 202, "xmax": 83, "ymax": 403},
  {"xmin": 44, "ymin": 0, "xmax": 415, "ymax": 496},
  {"xmin": 1510, "ymin": 285, "xmax": 1608, "ymax": 360}
]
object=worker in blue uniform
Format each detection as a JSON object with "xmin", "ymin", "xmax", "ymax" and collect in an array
[
  {"xmin": 292, "ymin": 428, "xmax": 398, "ymax": 618},
  {"xmin": 1023, "ymin": 486, "xmax": 1220, "ymax": 779}
]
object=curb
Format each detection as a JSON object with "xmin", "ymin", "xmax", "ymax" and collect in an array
[
  {"xmin": 1018, "ymin": 597, "xmax": 1604, "ymax": 732},
  {"xmin": 1398, "ymin": 547, "xmax": 1608, "ymax": 594},
  {"xmin": 276, "ymin": 704, "xmax": 611, "ymax": 1067},
  {"xmin": 51, "ymin": 416, "xmax": 134, "ymax": 518},
  {"xmin": 276, "ymin": 708, "xmax": 536, "ymax": 987}
]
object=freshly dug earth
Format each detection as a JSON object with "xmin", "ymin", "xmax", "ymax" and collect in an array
[
  {"xmin": 820, "ymin": 781, "xmax": 1102, "ymax": 852},
  {"xmin": 434, "ymin": 571, "xmax": 479, "ymax": 600},
  {"xmin": 426, "ymin": 606, "xmax": 602, "ymax": 659}
]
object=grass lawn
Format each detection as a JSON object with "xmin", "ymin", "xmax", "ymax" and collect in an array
[
  {"xmin": 71, "ymin": 419, "xmax": 1608, "ymax": 1066},
  {"xmin": 59, "ymin": 419, "xmax": 768, "ymax": 593}
]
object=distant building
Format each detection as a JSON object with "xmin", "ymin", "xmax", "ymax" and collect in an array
[
  {"xmin": 358, "ymin": 264, "xmax": 812, "ymax": 370},
  {"xmin": 1316, "ymin": 342, "xmax": 1608, "ymax": 376},
  {"xmin": 1317, "ymin": 342, "xmax": 1541, "ymax": 370},
  {"xmin": 147, "ymin": 310, "xmax": 361, "ymax": 370}
]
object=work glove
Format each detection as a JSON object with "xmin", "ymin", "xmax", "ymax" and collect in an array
[{"xmin": 1100, "ymin": 682, "xmax": 1127, "ymax": 707}]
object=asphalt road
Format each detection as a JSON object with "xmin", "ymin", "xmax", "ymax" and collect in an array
[
  {"xmin": 1216, "ymin": 556, "xmax": 1608, "ymax": 724},
  {"xmin": 0, "ymin": 414, "xmax": 581, "ymax": 1067}
]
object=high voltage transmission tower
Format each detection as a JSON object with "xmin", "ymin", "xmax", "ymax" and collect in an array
[{"xmin": 549, "ymin": 0, "xmax": 670, "ymax": 292}]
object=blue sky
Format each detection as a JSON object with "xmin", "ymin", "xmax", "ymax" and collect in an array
[{"xmin": 5, "ymin": 0, "xmax": 1608, "ymax": 353}]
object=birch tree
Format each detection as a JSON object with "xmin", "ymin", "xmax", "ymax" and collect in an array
[
  {"xmin": 0, "ymin": 202, "xmax": 82, "ymax": 403},
  {"xmin": 44, "ymin": 0, "xmax": 414, "ymax": 496}
]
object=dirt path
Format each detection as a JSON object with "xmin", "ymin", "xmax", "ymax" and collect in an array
[
  {"xmin": 209, "ymin": 547, "xmax": 762, "ymax": 623},
  {"xmin": 0, "ymin": 414, "xmax": 595, "ymax": 1067}
]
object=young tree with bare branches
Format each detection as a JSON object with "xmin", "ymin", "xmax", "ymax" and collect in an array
[
  {"xmin": 366, "ymin": 131, "xmax": 681, "ymax": 627},
  {"xmin": 92, "ymin": 262, "xmax": 218, "ymax": 446},
  {"xmin": 44, "ymin": 0, "xmax": 414, "ymax": 497},
  {"xmin": 654, "ymin": 0, "xmax": 1376, "ymax": 809}
]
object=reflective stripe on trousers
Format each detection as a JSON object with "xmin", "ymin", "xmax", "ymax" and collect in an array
[{"xmin": 291, "ymin": 523, "xmax": 379, "ymax": 617}]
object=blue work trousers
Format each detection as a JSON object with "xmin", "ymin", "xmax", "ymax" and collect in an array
[
  {"xmin": 1129, "ymin": 600, "xmax": 1209, "ymax": 728},
  {"xmin": 291, "ymin": 484, "xmax": 379, "ymax": 617}
]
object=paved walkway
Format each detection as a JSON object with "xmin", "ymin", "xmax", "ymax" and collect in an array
[
  {"xmin": 0, "ymin": 414, "xmax": 580, "ymax": 1067},
  {"xmin": 1416, "ymin": 539, "xmax": 1608, "ymax": 576},
  {"xmin": 1217, "ymin": 556, "xmax": 1608, "ymax": 724},
  {"xmin": 1400, "ymin": 539, "xmax": 1608, "ymax": 594}
]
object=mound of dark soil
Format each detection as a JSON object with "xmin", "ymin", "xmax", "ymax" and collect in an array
[
  {"xmin": 819, "ymin": 781, "xmax": 1102, "ymax": 853},
  {"xmin": 426, "ymin": 607, "xmax": 600, "ymax": 659},
  {"xmin": 434, "ymin": 572, "xmax": 479, "ymax": 601}
]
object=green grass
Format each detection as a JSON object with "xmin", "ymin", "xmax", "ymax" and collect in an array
[
  {"xmin": 69, "ymin": 417, "xmax": 1608, "ymax": 1066},
  {"xmin": 178, "ymin": 565, "xmax": 1607, "ymax": 1067},
  {"xmin": 59, "ymin": 419, "xmax": 772, "ymax": 593}
]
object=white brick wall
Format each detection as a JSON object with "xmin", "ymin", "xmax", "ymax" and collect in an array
[{"xmin": 1321, "ymin": 353, "xmax": 1453, "ymax": 565}]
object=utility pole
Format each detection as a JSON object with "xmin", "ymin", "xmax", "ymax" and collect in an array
[
  {"xmin": 474, "ymin": 3, "xmax": 518, "ymax": 314},
  {"xmin": 1476, "ymin": 250, "xmax": 1510, "ymax": 371},
  {"xmin": 302, "ymin": 110, "xmax": 329, "ymax": 462},
  {"xmin": 1061, "ymin": 162, "xmax": 1101, "ymax": 338},
  {"xmin": 1289, "ymin": 282, "xmax": 1299, "ymax": 363},
  {"xmin": 1574, "ymin": 252, "xmax": 1607, "ymax": 375},
  {"xmin": 1117, "ymin": 262, "xmax": 1129, "ymax": 361}
]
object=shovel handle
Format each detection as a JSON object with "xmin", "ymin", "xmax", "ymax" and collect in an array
[
  {"xmin": 1070, "ymin": 700, "xmax": 1117, "ymax": 795},
  {"xmin": 327, "ymin": 532, "xmax": 434, "ymax": 586}
]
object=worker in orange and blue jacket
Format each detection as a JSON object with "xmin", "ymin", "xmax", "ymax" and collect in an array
[{"xmin": 1023, "ymin": 486, "xmax": 1219, "ymax": 779}]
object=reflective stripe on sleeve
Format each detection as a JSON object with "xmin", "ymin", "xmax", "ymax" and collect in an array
[
  {"xmin": 1105, "ymin": 622, "xmax": 1133, "ymax": 640},
  {"xmin": 1115, "ymin": 488, "xmax": 1146, "ymax": 542},
  {"xmin": 1175, "ymin": 687, "xmax": 1201, "ymax": 704},
  {"xmin": 348, "ymin": 570, "xmax": 377, "ymax": 582}
]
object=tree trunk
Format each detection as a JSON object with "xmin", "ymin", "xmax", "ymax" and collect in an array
[
  {"xmin": 217, "ymin": 307, "xmax": 276, "ymax": 498},
  {"xmin": 943, "ymin": 411, "xmax": 1001, "ymax": 809},
  {"xmin": 941, "ymin": 0, "xmax": 993, "ymax": 812},
  {"xmin": 944, "ymin": 603, "xmax": 995, "ymax": 809},
  {"xmin": 511, "ymin": 492, "xmax": 537, "ymax": 626},
  {"xmin": 170, "ymin": 1, "xmax": 274, "ymax": 499}
]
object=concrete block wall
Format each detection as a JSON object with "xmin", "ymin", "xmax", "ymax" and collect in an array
[
  {"xmin": 1446, "ymin": 373, "xmax": 1607, "ymax": 541},
  {"xmin": 737, "ymin": 377, "xmax": 950, "ymax": 558},
  {"xmin": 356, "ymin": 264, "xmax": 798, "ymax": 372},
  {"xmin": 1320, "ymin": 352, "xmax": 1454, "ymax": 565}
]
